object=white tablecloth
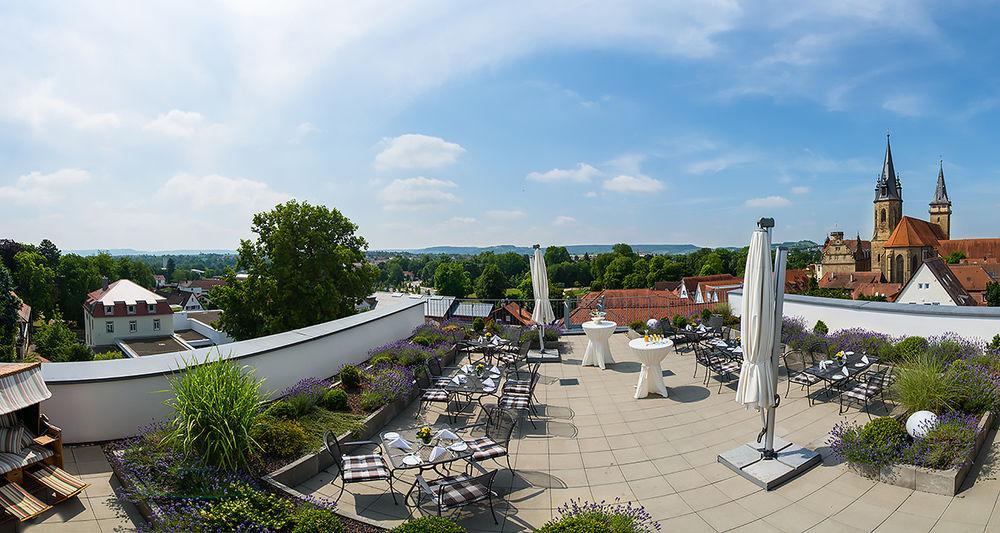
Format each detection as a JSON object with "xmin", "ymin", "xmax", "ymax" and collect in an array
[
  {"xmin": 581, "ymin": 320, "xmax": 617, "ymax": 369},
  {"xmin": 628, "ymin": 337, "xmax": 672, "ymax": 398}
]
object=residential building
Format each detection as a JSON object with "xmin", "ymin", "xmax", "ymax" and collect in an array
[
  {"xmin": 157, "ymin": 290, "xmax": 204, "ymax": 312},
  {"xmin": 450, "ymin": 302, "xmax": 494, "ymax": 322},
  {"xmin": 678, "ymin": 274, "xmax": 741, "ymax": 301},
  {"xmin": 177, "ymin": 278, "xmax": 226, "ymax": 295},
  {"xmin": 152, "ymin": 275, "xmax": 166, "ymax": 288},
  {"xmin": 696, "ymin": 278, "xmax": 744, "ymax": 304},
  {"xmin": 424, "ymin": 295, "xmax": 456, "ymax": 322},
  {"xmin": 83, "ymin": 280, "xmax": 174, "ymax": 347},
  {"xmin": 896, "ymin": 257, "xmax": 976, "ymax": 306},
  {"xmin": 490, "ymin": 301, "xmax": 533, "ymax": 327},
  {"xmin": 947, "ymin": 264, "xmax": 1000, "ymax": 305},
  {"xmin": 568, "ymin": 288, "xmax": 692, "ymax": 326},
  {"xmin": 817, "ymin": 232, "xmax": 870, "ymax": 278}
]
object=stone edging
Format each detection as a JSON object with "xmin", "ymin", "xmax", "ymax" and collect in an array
[{"xmin": 849, "ymin": 410, "xmax": 994, "ymax": 495}]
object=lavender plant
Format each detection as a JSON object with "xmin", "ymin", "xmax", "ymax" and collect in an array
[
  {"xmin": 904, "ymin": 412, "xmax": 978, "ymax": 470},
  {"xmin": 539, "ymin": 498, "xmax": 661, "ymax": 532}
]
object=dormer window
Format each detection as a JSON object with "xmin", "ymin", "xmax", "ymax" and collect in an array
[
  {"xmin": 147, "ymin": 303, "xmax": 157, "ymax": 314},
  {"xmin": 127, "ymin": 304, "xmax": 136, "ymax": 315},
  {"xmin": 104, "ymin": 305, "xmax": 113, "ymax": 315}
]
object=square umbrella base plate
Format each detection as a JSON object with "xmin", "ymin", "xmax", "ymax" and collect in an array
[
  {"xmin": 527, "ymin": 348, "xmax": 561, "ymax": 363},
  {"xmin": 718, "ymin": 437, "xmax": 821, "ymax": 491}
]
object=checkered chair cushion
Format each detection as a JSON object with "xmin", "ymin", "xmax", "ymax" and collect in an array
[
  {"xmin": 341, "ymin": 454, "xmax": 390, "ymax": 482},
  {"xmin": 499, "ymin": 395, "xmax": 530, "ymax": 410},
  {"xmin": 716, "ymin": 361, "xmax": 740, "ymax": 373},
  {"xmin": 467, "ymin": 436, "xmax": 507, "ymax": 460},
  {"xmin": 842, "ymin": 382, "xmax": 881, "ymax": 401},
  {"xmin": 503, "ymin": 382, "xmax": 530, "ymax": 395},
  {"xmin": 790, "ymin": 373, "xmax": 820, "ymax": 385},
  {"xmin": 498, "ymin": 353, "xmax": 519, "ymax": 365},
  {"xmin": 422, "ymin": 388, "xmax": 450, "ymax": 402},
  {"xmin": 429, "ymin": 475, "xmax": 490, "ymax": 509}
]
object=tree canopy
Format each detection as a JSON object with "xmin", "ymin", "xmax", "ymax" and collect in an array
[
  {"xmin": 475, "ymin": 263, "xmax": 508, "ymax": 300},
  {"xmin": 434, "ymin": 262, "xmax": 471, "ymax": 298},
  {"xmin": 0, "ymin": 265, "xmax": 19, "ymax": 362},
  {"xmin": 212, "ymin": 200, "xmax": 378, "ymax": 340}
]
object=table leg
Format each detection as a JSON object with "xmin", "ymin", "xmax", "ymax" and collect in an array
[
  {"xmin": 635, "ymin": 364, "xmax": 649, "ymax": 399},
  {"xmin": 651, "ymin": 364, "xmax": 669, "ymax": 398},
  {"xmin": 582, "ymin": 340, "xmax": 596, "ymax": 367},
  {"xmin": 600, "ymin": 338, "xmax": 615, "ymax": 365}
]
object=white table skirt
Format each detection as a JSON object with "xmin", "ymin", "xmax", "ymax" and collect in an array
[
  {"xmin": 628, "ymin": 337, "xmax": 672, "ymax": 398},
  {"xmin": 581, "ymin": 320, "xmax": 617, "ymax": 369}
]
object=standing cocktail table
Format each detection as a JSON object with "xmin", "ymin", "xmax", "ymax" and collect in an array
[
  {"xmin": 581, "ymin": 320, "xmax": 617, "ymax": 369},
  {"xmin": 628, "ymin": 337, "xmax": 672, "ymax": 398}
]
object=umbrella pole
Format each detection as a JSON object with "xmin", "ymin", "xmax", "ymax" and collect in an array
[
  {"xmin": 762, "ymin": 245, "xmax": 788, "ymax": 460},
  {"xmin": 538, "ymin": 324, "xmax": 545, "ymax": 354}
]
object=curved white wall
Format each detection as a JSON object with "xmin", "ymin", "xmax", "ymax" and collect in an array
[
  {"xmin": 730, "ymin": 290, "xmax": 1000, "ymax": 341},
  {"xmin": 41, "ymin": 300, "xmax": 425, "ymax": 444}
]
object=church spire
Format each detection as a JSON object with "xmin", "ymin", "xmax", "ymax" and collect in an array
[
  {"xmin": 875, "ymin": 132, "xmax": 902, "ymax": 201},
  {"xmin": 931, "ymin": 159, "xmax": 950, "ymax": 205}
]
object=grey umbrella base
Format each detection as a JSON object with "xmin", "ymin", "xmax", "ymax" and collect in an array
[{"xmin": 717, "ymin": 436, "xmax": 821, "ymax": 491}]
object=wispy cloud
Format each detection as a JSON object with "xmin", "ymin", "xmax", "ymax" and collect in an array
[
  {"xmin": 526, "ymin": 163, "xmax": 600, "ymax": 183},
  {"xmin": 377, "ymin": 177, "xmax": 459, "ymax": 210},
  {"xmin": 602, "ymin": 174, "xmax": 664, "ymax": 193},
  {"xmin": 486, "ymin": 209, "xmax": 525, "ymax": 219},
  {"xmin": 0, "ymin": 169, "xmax": 92, "ymax": 203},
  {"xmin": 375, "ymin": 134, "xmax": 465, "ymax": 171},
  {"xmin": 882, "ymin": 94, "xmax": 925, "ymax": 117},
  {"xmin": 553, "ymin": 215, "xmax": 577, "ymax": 226},
  {"xmin": 791, "ymin": 186, "xmax": 810, "ymax": 195},
  {"xmin": 685, "ymin": 152, "xmax": 757, "ymax": 174},
  {"xmin": 744, "ymin": 195, "xmax": 791, "ymax": 208}
]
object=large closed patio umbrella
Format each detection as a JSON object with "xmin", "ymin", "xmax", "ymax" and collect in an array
[
  {"xmin": 530, "ymin": 245, "xmax": 555, "ymax": 353},
  {"xmin": 734, "ymin": 223, "xmax": 776, "ymax": 416}
]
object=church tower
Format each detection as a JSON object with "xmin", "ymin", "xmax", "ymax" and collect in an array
[
  {"xmin": 871, "ymin": 135, "xmax": 903, "ymax": 275},
  {"xmin": 929, "ymin": 160, "xmax": 952, "ymax": 239}
]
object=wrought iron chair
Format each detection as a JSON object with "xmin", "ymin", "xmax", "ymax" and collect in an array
[
  {"xmin": 456, "ymin": 406, "xmax": 516, "ymax": 473},
  {"xmin": 414, "ymin": 462, "xmax": 500, "ymax": 524},
  {"xmin": 705, "ymin": 346, "xmax": 741, "ymax": 393},
  {"xmin": 415, "ymin": 365, "xmax": 455, "ymax": 422},
  {"xmin": 782, "ymin": 350, "xmax": 820, "ymax": 406},
  {"xmin": 323, "ymin": 431, "xmax": 396, "ymax": 505},
  {"xmin": 839, "ymin": 366, "xmax": 893, "ymax": 419}
]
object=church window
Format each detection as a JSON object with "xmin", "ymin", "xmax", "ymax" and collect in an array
[{"xmin": 880, "ymin": 210, "xmax": 886, "ymax": 224}]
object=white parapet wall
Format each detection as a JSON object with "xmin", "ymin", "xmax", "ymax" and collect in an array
[
  {"xmin": 41, "ymin": 299, "xmax": 425, "ymax": 443},
  {"xmin": 730, "ymin": 290, "xmax": 1000, "ymax": 341}
]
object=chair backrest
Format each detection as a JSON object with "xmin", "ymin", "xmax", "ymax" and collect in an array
[
  {"xmin": 708, "ymin": 315, "xmax": 724, "ymax": 330},
  {"xmin": 526, "ymin": 362, "xmax": 542, "ymax": 394},
  {"xmin": 518, "ymin": 340, "xmax": 531, "ymax": 357},
  {"xmin": 427, "ymin": 356, "xmax": 444, "ymax": 377},
  {"xmin": 867, "ymin": 367, "xmax": 890, "ymax": 390},
  {"xmin": 485, "ymin": 407, "xmax": 517, "ymax": 445},
  {"xmin": 782, "ymin": 350, "xmax": 806, "ymax": 373},
  {"xmin": 415, "ymin": 364, "xmax": 433, "ymax": 389},
  {"xmin": 324, "ymin": 431, "xmax": 344, "ymax": 465}
]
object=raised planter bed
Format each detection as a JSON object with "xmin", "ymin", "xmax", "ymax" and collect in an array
[{"xmin": 848, "ymin": 410, "xmax": 995, "ymax": 496}]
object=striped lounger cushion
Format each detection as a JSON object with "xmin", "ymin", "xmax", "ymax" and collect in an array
[
  {"xmin": 0, "ymin": 482, "xmax": 50, "ymax": 521},
  {"xmin": 26, "ymin": 465, "xmax": 89, "ymax": 498},
  {"xmin": 0, "ymin": 445, "xmax": 54, "ymax": 475}
]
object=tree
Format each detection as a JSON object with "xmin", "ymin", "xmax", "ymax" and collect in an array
[
  {"xmin": 0, "ymin": 265, "xmax": 19, "ymax": 362},
  {"xmin": 211, "ymin": 200, "xmax": 378, "ymax": 340},
  {"xmin": 387, "ymin": 263, "xmax": 405, "ymax": 287},
  {"xmin": 611, "ymin": 243, "xmax": 636, "ymax": 257},
  {"xmin": 38, "ymin": 239, "xmax": 61, "ymax": 268},
  {"xmin": 434, "ymin": 263, "xmax": 471, "ymax": 298},
  {"xmin": 33, "ymin": 319, "xmax": 87, "ymax": 362},
  {"xmin": 603, "ymin": 256, "xmax": 634, "ymax": 289},
  {"xmin": 475, "ymin": 264, "xmax": 508, "ymax": 300},
  {"xmin": 57, "ymin": 254, "xmax": 101, "ymax": 325},
  {"xmin": 986, "ymin": 282, "xmax": 1000, "ymax": 307},
  {"xmin": 14, "ymin": 251, "xmax": 56, "ymax": 320},
  {"xmin": 946, "ymin": 250, "xmax": 967, "ymax": 265},
  {"xmin": 0, "ymin": 240, "xmax": 26, "ymax": 273},
  {"xmin": 165, "ymin": 257, "xmax": 176, "ymax": 281},
  {"xmin": 544, "ymin": 246, "xmax": 571, "ymax": 266},
  {"xmin": 115, "ymin": 257, "xmax": 155, "ymax": 288},
  {"xmin": 698, "ymin": 252, "xmax": 724, "ymax": 276}
]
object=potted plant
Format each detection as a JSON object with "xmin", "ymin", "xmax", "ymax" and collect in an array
[{"xmin": 416, "ymin": 426, "xmax": 433, "ymax": 445}]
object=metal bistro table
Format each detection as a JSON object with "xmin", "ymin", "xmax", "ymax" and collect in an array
[
  {"xmin": 628, "ymin": 337, "xmax": 673, "ymax": 399},
  {"xmin": 581, "ymin": 320, "xmax": 617, "ymax": 369},
  {"xmin": 438, "ymin": 368, "xmax": 501, "ymax": 412},
  {"xmin": 803, "ymin": 353, "xmax": 879, "ymax": 397},
  {"xmin": 380, "ymin": 425, "xmax": 475, "ymax": 503}
]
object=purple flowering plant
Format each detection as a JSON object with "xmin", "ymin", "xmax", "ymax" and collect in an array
[{"xmin": 541, "ymin": 498, "xmax": 661, "ymax": 532}]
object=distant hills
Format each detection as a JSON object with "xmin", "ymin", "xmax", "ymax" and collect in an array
[
  {"xmin": 373, "ymin": 240, "xmax": 820, "ymax": 256},
  {"xmin": 68, "ymin": 249, "xmax": 236, "ymax": 257}
]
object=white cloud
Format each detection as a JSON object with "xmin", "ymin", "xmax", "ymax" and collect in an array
[
  {"xmin": 445, "ymin": 216, "xmax": 476, "ymax": 225},
  {"xmin": 602, "ymin": 174, "xmax": 665, "ymax": 193},
  {"xmin": 3, "ymin": 83, "xmax": 120, "ymax": 132},
  {"xmin": 526, "ymin": 163, "xmax": 600, "ymax": 183},
  {"xmin": 553, "ymin": 215, "xmax": 577, "ymax": 226},
  {"xmin": 744, "ymin": 195, "xmax": 792, "ymax": 208},
  {"xmin": 374, "ymin": 134, "xmax": 465, "ymax": 171},
  {"xmin": 156, "ymin": 173, "xmax": 291, "ymax": 211},
  {"xmin": 882, "ymin": 94, "xmax": 924, "ymax": 117},
  {"xmin": 485, "ymin": 209, "xmax": 525, "ymax": 219},
  {"xmin": 377, "ymin": 177, "xmax": 459, "ymax": 210},
  {"xmin": 289, "ymin": 122, "xmax": 319, "ymax": 144},
  {"xmin": 143, "ymin": 110, "xmax": 206, "ymax": 137},
  {"xmin": 791, "ymin": 186, "xmax": 810, "ymax": 195},
  {"xmin": 0, "ymin": 169, "xmax": 92, "ymax": 203},
  {"xmin": 685, "ymin": 152, "xmax": 757, "ymax": 174},
  {"xmin": 584, "ymin": 191, "xmax": 598, "ymax": 198}
]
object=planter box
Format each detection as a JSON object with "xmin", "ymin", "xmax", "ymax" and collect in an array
[{"xmin": 849, "ymin": 410, "xmax": 995, "ymax": 496}]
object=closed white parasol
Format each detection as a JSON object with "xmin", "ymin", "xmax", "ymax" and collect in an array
[{"xmin": 531, "ymin": 245, "xmax": 555, "ymax": 353}]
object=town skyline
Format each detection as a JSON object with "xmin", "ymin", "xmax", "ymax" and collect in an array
[{"xmin": 3, "ymin": 2, "xmax": 1000, "ymax": 250}]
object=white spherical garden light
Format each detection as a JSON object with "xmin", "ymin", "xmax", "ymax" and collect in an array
[
  {"xmin": 646, "ymin": 318, "xmax": 659, "ymax": 330},
  {"xmin": 906, "ymin": 410, "xmax": 938, "ymax": 438}
]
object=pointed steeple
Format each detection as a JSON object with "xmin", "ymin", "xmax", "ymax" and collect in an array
[
  {"xmin": 875, "ymin": 133, "xmax": 902, "ymax": 201},
  {"xmin": 931, "ymin": 159, "xmax": 950, "ymax": 205}
]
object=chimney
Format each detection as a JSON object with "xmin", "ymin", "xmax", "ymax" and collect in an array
[
  {"xmin": 850, "ymin": 274, "xmax": 854, "ymax": 283},
  {"xmin": 102, "ymin": 276, "xmax": 109, "ymax": 291}
]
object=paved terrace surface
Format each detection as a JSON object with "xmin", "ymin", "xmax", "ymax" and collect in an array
[{"xmin": 297, "ymin": 333, "xmax": 1000, "ymax": 533}]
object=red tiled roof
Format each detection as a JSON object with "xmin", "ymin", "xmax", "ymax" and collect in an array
[
  {"xmin": 181, "ymin": 278, "xmax": 227, "ymax": 291},
  {"xmin": 680, "ymin": 274, "xmax": 740, "ymax": 299},
  {"xmin": 947, "ymin": 265, "xmax": 998, "ymax": 293},
  {"xmin": 884, "ymin": 216, "xmax": 945, "ymax": 248},
  {"xmin": 490, "ymin": 302, "xmax": 534, "ymax": 327},
  {"xmin": 570, "ymin": 288, "xmax": 716, "ymax": 325},
  {"xmin": 653, "ymin": 281, "xmax": 681, "ymax": 293},
  {"xmin": 851, "ymin": 282, "xmax": 902, "ymax": 302},
  {"xmin": 784, "ymin": 269, "xmax": 811, "ymax": 294},
  {"xmin": 937, "ymin": 239, "xmax": 1000, "ymax": 262},
  {"xmin": 818, "ymin": 271, "xmax": 882, "ymax": 289},
  {"xmin": 10, "ymin": 292, "xmax": 30, "ymax": 323}
]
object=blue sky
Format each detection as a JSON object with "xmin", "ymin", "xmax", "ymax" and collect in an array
[{"xmin": 2, "ymin": 1, "xmax": 999, "ymax": 250}]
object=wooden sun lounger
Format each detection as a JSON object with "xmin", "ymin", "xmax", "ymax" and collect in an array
[
  {"xmin": 24, "ymin": 465, "xmax": 89, "ymax": 502},
  {"xmin": 0, "ymin": 482, "xmax": 51, "ymax": 521}
]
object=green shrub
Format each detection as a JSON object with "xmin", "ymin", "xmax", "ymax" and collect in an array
[
  {"xmin": 292, "ymin": 505, "xmax": 343, "ymax": 533},
  {"xmin": 93, "ymin": 350, "xmax": 123, "ymax": 360},
  {"xmin": 671, "ymin": 315, "xmax": 689, "ymax": 329},
  {"xmin": 896, "ymin": 336, "xmax": 929, "ymax": 360},
  {"xmin": 949, "ymin": 359, "xmax": 1000, "ymax": 414},
  {"xmin": 360, "ymin": 390, "xmax": 389, "ymax": 412},
  {"xmin": 990, "ymin": 334, "xmax": 1000, "ymax": 352},
  {"xmin": 265, "ymin": 400, "xmax": 297, "ymax": 419},
  {"xmin": 701, "ymin": 308, "xmax": 712, "ymax": 321},
  {"xmin": 252, "ymin": 416, "xmax": 310, "ymax": 457},
  {"xmin": 471, "ymin": 317, "xmax": 485, "ymax": 333},
  {"xmin": 538, "ymin": 511, "xmax": 642, "ymax": 532},
  {"xmin": 893, "ymin": 356, "xmax": 961, "ymax": 414},
  {"xmin": 162, "ymin": 355, "xmax": 264, "ymax": 470},
  {"xmin": 199, "ymin": 482, "xmax": 295, "ymax": 531},
  {"xmin": 369, "ymin": 353, "xmax": 395, "ymax": 367},
  {"xmin": 395, "ymin": 347, "xmax": 430, "ymax": 367},
  {"xmin": 875, "ymin": 342, "xmax": 901, "ymax": 364},
  {"xmin": 628, "ymin": 320, "xmax": 645, "ymax": 333},
  {"xmin": 812, "ymin": 320, "xmax": 828, "ymax": 335},
  {"xmin": 926, "ymin": 339, "xmax": 966, "ymax": 364},
  {"xmin": 320, "ymin": 389, "xmax": 349, "ymax": 412},
  {"xmin": 904, "ymin": 415, "xmax": 977, "ymax": 470},
  {"xmin": 339, "ymin": 365, "xmax": 363, "ymax": 391},
  {"xmin": 391, "ymin": 516, "xmax": 467, "ymax": 532},
  {"xmin": 860, "ymin": 416, "xmax": 907, "ymax": 446},
  {"xmin": 33, "ymin": 320, "xmax": 79, "ymax": 362},
  {"xmin": 831, "ymin": 417, "xmax": 907, "ymax": 470}
]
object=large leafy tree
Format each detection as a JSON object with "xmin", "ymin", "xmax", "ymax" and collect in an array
[
  {"xmin": 475, "ymin": 264, "xmax": 508, "ymax": 300},
  {"xmin": 212, "ymin": 200, "xmax": 377, "ymax": 340},
  {"xmin": 434, "ymin": 262, "xmax": 471, "ymax": 298},
  {"xmin": 544, "ymin": 246, "xmax": 571, "ymax": 266},
  {"xmin": 57, "ymin": 254, "xmax": 102, "ymax": 325},
  {"xmin": 603, "ymin": 256, "xmax": 634, "ymax": 289},
  {"xmin": 115, "ymin": 257, "xmax": 155, "ymax": 288},
  {"xmin": 14, "ymin": 251, "xmax": 56, "ymax": 320},
  {"xmin": 38, "ymin": 239, "xmax": 61, "ymax": 268},
  {"xmin": 0, "ymin": 265, "xmax": 19, "ymax": 362}
]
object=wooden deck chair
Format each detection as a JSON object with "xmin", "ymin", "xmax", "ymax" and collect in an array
[
  {"xmin": 0, "ymin": 482, "xmax": 51, "ymax": 521},
  {"xmin": 24, "ymin": 465, "xmax": 89, "ymax": 501}
]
